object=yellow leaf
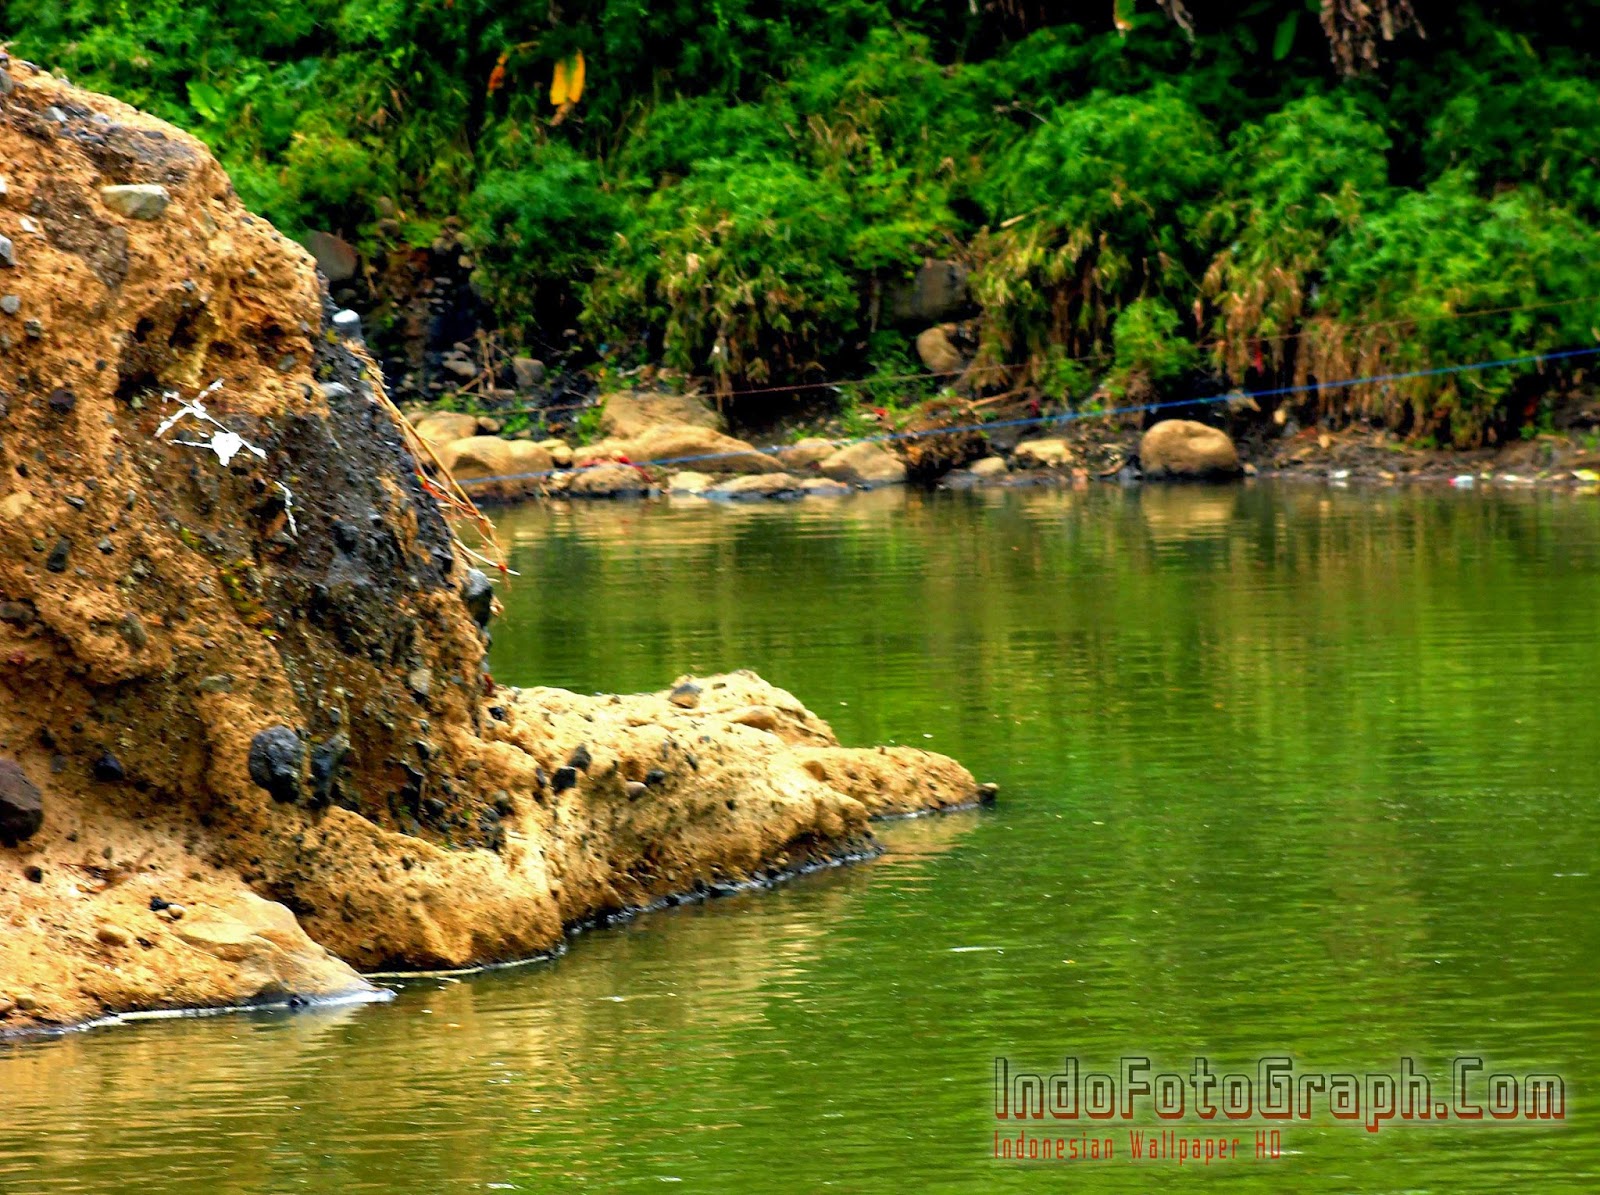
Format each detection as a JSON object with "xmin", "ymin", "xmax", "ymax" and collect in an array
[
  {"xmin": 550, "ymin": 58, "xmax": 569, "ymax": 107},
  {"xmin": 568, "ymin": 51, "xmax": 586, "ymax": 103}
]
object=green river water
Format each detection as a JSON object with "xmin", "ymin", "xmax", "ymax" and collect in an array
[{"xmin": 3, "ymin": 483, "xmax": 1599, "ymax": 1192}]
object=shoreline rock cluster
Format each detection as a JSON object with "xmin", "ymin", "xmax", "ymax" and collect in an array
[
  {"xmin": 0, "ymin": 67, "xmax": 983, "ymax": 1036},
  {"xmin": 414, "ymin": 389, "xmax": 1600, "ymax": 503}
]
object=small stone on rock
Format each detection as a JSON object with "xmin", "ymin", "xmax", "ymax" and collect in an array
[
  {"xmin": 0, "ymin": 295, "xmax": 18, "ymax": 315},
  {"xmin": 100, "ymin": 184, "xmax": 172, "ymax": 220},
  {"xmin": 669, "ymin": 682, "xmax": 702, "ymax": 709}
]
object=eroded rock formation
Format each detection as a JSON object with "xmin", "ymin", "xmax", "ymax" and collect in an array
[{"xmin": 0, "ymin": 64, "xmax": 979, "ymax": 1033}]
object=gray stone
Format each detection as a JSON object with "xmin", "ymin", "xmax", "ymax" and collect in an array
[
  {"xmin": 512, "ymin": 357, "xmax": 546, "ymax": 390},
  {"xmin": 669, "ymin": 682, "xmax": 702, "ymax": 709},
  {"xmin": 887, "ymin": 259, "xmax": 971, "ymax": 324},
  {"xmin": 406, "ymin": 667, "xmax": 433, "ymax": 699},
  {"xmin": 303, "ymin": 231, "xmax": 359, "ymax": 282},
  {"xmin": 0, "ymin": 759, "xmax": 43, "ymax": 847},
  {"xmin": 442, "ymin": 357, "xmax": 478, "ymax": 380},
  {"xmin": 0, "ymin": 295, "xmax": 18, "ymax": 316},
  {"xmin": 332, "ymin": 309, "xmax": 362, "ymax": 339},
  {"xmin": 0, "ymin": 236, "xmax": 13, "ymax": 268},
  {"xmin": 247, "ymin": 726, "xmax": 305, "ymax": 805},
  {"xmin": 45, "ymin": 536, "xmax": 70, "ymax": 573},
  {"xmin": 310, "ymin": 735, "xmax": 350, "ymax": 805},
  {"xmin": 100, "ymin": 184, "xmax": 172, "ymax": 220},
  {"xmin": 460, "ymin": 569, "xmax": 495, "ymax": 628}
]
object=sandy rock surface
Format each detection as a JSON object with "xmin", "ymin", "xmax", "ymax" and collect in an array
[{"xmin": 0, "ymin": 66, "xmax": 979, "ymax": 1033}]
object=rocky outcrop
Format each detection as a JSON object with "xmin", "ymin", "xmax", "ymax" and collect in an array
[
  {"xmin": 1140, "ymin": 419, "xmax": 1242, "ymax": 479},
  {"xmin": 0, "ymin": 66, "xmax": 980, "ymax": 1034}
]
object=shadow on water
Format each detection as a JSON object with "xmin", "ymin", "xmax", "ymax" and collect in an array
[{"xmin": 3, "ymin": 483, "xmax": 1599, "ymax": 1192}]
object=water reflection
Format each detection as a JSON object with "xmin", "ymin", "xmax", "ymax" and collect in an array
[{"xmin": 3, "ymin": 484, "xmax": 1599, "ymax": 1192}]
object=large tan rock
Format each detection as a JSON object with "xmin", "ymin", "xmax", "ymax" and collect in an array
[
  {"xmin": 1140, "ymin": 419, "xmax": 1242, "ymax": 479},
  {"xmin": 706, "ymin": 473, "xmax": 804, "ymax": 499},
  {"xmin": 0, "ymin": 65, "xmax": 980, "ymax": 1034},
  {"xmin": 777, "ymin": 437, "xmax": 840, "ymax": 471},
  {"xmin": 577, "ymin": 423, "xmax": 783, "ymax": 475},
  {"xmin": 915, "ymin": 325, "xmax": 966, "ymax": 375},
  {"xmin": 820, "ymin": 441, "xmax": 908, "ymax": 487},
  {"xmin": 1013, "ymin": 438, "xmax": 1071, "ymax": 469},
  {"xmin": 600, "ymin": 390, "xmax": 726, "ymax": 439},
  {"xmin": 413, "ymin": 411, "xmax": 480, "ymax": 446},
  {"xmin": 565, "ymin": 461, "xmax": 652, "ymax": 497},
  {"xmin": 438, "ymin": 437, "xmax": 554, "ymax": 500}
]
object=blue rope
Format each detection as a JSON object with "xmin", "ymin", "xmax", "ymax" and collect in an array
[{"xmin": 451, "ymin": 345, "xmax": 1600, "ymax": 487}]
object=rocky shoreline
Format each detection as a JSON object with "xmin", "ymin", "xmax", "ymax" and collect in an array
[{"xmin": 412, "ymin": 388, "xmax": 1600, "ymax": 504}]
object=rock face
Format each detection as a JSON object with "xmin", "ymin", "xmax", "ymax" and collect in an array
[
  {"xmin": 0, "ymin": 67, "xmax": 980, "ymax": 1034},
  {"xmin": 1140, "ymin": 420, "xmax": 1242, "ymax": 479},
  {"xmin": 819, "ymin": 442, "xmax": 909, "ymax": 487}
]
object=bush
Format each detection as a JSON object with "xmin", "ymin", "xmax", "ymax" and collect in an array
[
  {"xmin": 971, "ymin": 86, "xmax": 1222, "ymax": 366},
  {"xmin": 464, "ymin": 144, "xmax": 621, "ymax": 330},
  {"xmin": 583, "ymin": 159, "xmax": 861, "ymax": 387},
  {"xmin": 1201, "ymin": 94, "xmax": 1391, "ymax": 381},
  {"xmin": 1307, "ymin": 178, "xmax": 1600, "ymax": 444}
]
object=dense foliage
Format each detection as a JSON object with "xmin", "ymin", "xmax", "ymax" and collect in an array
[{"xmin": 6, "ymin": 0, "xmax": 1600, "ymax": 443}]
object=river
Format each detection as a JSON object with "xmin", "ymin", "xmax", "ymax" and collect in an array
[{"xmin": 3, "ymin": 483, "xmax": 1598, "ymax": 1191}]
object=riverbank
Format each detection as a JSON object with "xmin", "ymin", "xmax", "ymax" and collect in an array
[
  {"xmin": 0, "ymin": 67, "xmax": 982, "ymax": 1036},
  {"xmin": 410, "ymin": 387, "xmax": 1600, "ymax": 504}
]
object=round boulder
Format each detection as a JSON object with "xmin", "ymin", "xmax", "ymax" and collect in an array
[{"xmin": 1139, "ymin": 420, "xmax": 1241, "ymax": 480}]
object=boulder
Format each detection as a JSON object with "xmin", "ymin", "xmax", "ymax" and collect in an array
[
  {"xmin": 800, "ymin": 477, "xmax": 852, "ymax": 497},
  {"xmin": 511, "ymin": 357, "xmax": 546, "ymax": 391},
  {"xmin": 302, "ymin": 231, "xmax": 358, "ymax": 283},
  {"xmin": 819, "ymin": 441, "xmax": 908, "ymax": 487},
  {"xmin": 439, "ymin": 437, "xmax": 553, "ymax": 483},
  {"xmin": 600, "ymin": 390, "xmax": 726, "ymax": 439},
  {"xmin": 778, "ymin": 437, "xmax": 839, "ymax": 471},
  {"xmin": 888, "ymin": 259, "xmax": 971, "ymax": 325},
  {"xmin": 667, "ymin": 471, "xmax": 714, "ymax": 494},
  {"xmin": 968, "ymin": 456, "xmax": 1010, "ymax": 479},
  {"xmin": 1140, "ymin": 420, "xmax": 1242, "ymax": 480},
  {"xmin": 413, "ymin": 411, "xmax": 480, "ymax": 446},
  {"xmin": 578, "ymin": 424, "xmax": 783, "ymax": 475},
  {"xmin": 566, "ymin": 462, "xmax": 651, "ymax": 497},
  {"xmin": 172, "ymin": 892, "xmax": 369, "ymax": 1003},
  {"xmin": 1013, "ymin": 438, "xmax": 1071, "ymax": 469},
  {"xmin": 915, "ymin": 325, "xmax": 965, "ymax": 375},
  {"xmin": 706, "ymin": 473, "xmax": 804, "ymax": 499},
  {"xmin": 0, "ymin": 759, "xmax": 43, "ymax": 846}
]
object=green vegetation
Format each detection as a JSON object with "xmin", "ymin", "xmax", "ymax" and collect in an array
[{"xmin": 5, "ymin": 1, "xmax": 1599, "ymax": 444}]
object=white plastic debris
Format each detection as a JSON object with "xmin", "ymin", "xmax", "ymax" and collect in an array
[{"xmin": 155, "ymin": 380, "xmax": 267, "ymax": 469}]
